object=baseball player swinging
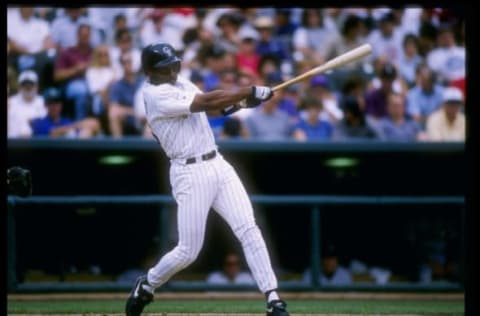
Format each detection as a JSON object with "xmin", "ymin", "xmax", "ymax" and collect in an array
[{"xmin": 125, "ymin": 43, "xmax": 289, "ymax": 316}]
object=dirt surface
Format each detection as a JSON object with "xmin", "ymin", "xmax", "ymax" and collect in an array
[{"xmin": 8, "ymin": 292, "xmax": 464, "ymax": 301}]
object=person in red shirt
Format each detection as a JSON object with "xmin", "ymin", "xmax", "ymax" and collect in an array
[{"xmin": 53, "ymin": 23, "xmax": 93, "ymax": 120}]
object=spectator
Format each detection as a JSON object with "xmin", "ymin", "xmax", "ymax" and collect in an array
[
  {"xmin": 425, "ymin": 87, "xmax": 465, "ymax": 142},
  {"xmin": 406, "ymin": 63, "xmax": 444, "ymax": 127},
  {"xmin": 107, "ymin": 13, "xmax": 129, "ymax": 45},
  {"xmin": 235, "ymin": 27, "xmax": 261, "ymax": 78},
  {"xmin": 207, "ymin": 69, "xmax": 239, "ymax": 138},
  {"xmin": 86, "ymin": 44, "xmax": 118, "ymax": 116},
  {"xmin": 293, "ymin": 96, "xmax": 334, "ymax": 141},
  {"xmin": 427, "ymin": 25, "xmax": 465, "ymax": 92},
  {"xmin": 109, "ymin": 29, "xmax": 142, "ymax": 78},
  {"xmin": 7, "ymin": 7, "xmax": 54, "ymax": 55},
  {"xmin": 303, "ymin": 243, "xmax": 353, "ymax": 286},
  {"xmin": 341, "ymin": 75, "xmax": 368, "ymax": 110},
  {"xmin": 328, "ymin": 14, "xmax": 365, "ymax": 90},
  {"xmin": 198, "ymin": 44, "xmax": 228, "ymax": 92},
  {"xmin": 206, "ymin": 252, "xmax": 255, "ymax": 285},
  {"xmin": 333, "ymin": 96, "xmax": 379, "ymax": 140},
  {"xmin": 181, "ymin": 24, "xmax": 216, "ymax": 70},
  {"xmin": 220, "ymin": 117, "xmax": 250, "ymax": 139},
  {"xmin": 7, "ymin": 7, "xmax": 56, "ymax": 90},
  {"xmin": 53, "ymin": 23, "xmax": 93, "ymax": 120},
  {"xmin": 215, "ymin": 11, "xmax": 244, "ymax": 53},
  {"xmin": 366, "ymin": 11, "xmax": 404, "ymax": 67},
  {"xmin": 139, "ymin": 9, "xmax": 184, "ymax": 51},
  {"xmin": 265, "ymin": 72, "xmax": 299, "ymax": 123},
  {"xmin": 365, "ymin": 62, "xmax": 399, "ymax": 120},
  {"xmin": 107, "ymin": 52, "xmax": 144, "ymax": 137},
  {"xmin": 307, "ymin": 75, "xmax": 343, "ymax": 124},
  {"xmin": 50, "ymin": 7, "xmax": 102, "ymax": 49},
  {"xmin": 257, "ymin": 54, "xmax": 282, "ymax": 86},
  {"xmin": 254, "ymin": 16, "xmax": 290, "ymax": 62},
  {"xmin": 376, "ymin": 93, "xmax": 422, "ymax": 141},
  {"xmin": 293, "ymin": 8, "xmax": 338, "ymax": 65},
  {"xmin": 31, "ymin": 87, "xmax": 101, "ymax": 138},
  {"xmin": 417, "ymin": 21, "xmax": 437, "ymax": 57},
  {"xmin": 87, "ymin": 7, "xmax": 126, "ymax": 45},
  {"xmin": 8, "ymin": 70, "xmax": 46, "ymax": 138},
  {"xmin": 244, "ymin": 90, "xmax": 292, "ymax": 140},
  {"xmin": 398, "ymin": 33, "xmax": 423, "ymax": 88},
  {"xmin": 273, "ymin": 8, "xmax": 298, "ymax": 56}
]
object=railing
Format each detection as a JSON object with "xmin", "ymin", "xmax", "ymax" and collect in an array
[{"xmin": 7, "ymin": 194, "xmax": 465, "ymax": 293}]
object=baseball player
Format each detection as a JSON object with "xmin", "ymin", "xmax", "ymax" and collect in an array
[{"xmin": 125, "ymin": 43, "xmax": 289, "ymax": 316}]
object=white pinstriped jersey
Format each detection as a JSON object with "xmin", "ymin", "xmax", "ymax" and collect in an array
[{"xmin": 142, "ymin": 75, "xmax": 217, "ymax": 161}]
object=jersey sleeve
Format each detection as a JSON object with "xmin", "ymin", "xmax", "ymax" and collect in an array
[{"xmin": 144, "ymin": 84, "xmax": 197, "ymax": 118}]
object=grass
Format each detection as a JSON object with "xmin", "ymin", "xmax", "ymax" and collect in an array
[{"xmin": 7, "ymin": 299, "xmax": 464, "ymax": 315}]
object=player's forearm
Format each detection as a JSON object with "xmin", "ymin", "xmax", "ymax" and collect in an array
[{"xmin": 190, "ymin": 87, "xmax": 252, "ymax": 112}]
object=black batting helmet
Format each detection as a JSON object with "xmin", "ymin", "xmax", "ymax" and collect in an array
[{"xmin": 141, "ymin": 43, "xmax": 181, "ymax": 73}]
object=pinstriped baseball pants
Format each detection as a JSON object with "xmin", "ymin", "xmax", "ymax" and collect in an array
[{"xmin": 147, "ymin": 153, "xmax": 278, "ymax": 293}]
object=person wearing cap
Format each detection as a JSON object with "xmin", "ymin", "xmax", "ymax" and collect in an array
[
  {"xmin": 365, "ymin": 62, "xmax": 400, "ymax": 120},
  {"xmin": 7, "ymin": 70, "xmax": 47, "ymax": 138},
  {"xmin": 425, "ymin": 87, "xmax": 465, "ymax": 142},
  {"xmin": 302, "ymin": 243, "xmax": 353, "ymax": 286},
  {"xmin": 254, "ymin": 15, "xmax": 290, "ymax": 62},
  {"xmin": 30, "ymin": 87, "xmax": 101, "ymax": 138},
  {"xmin": 235, "ymin": 27, "xmax": 261, "ymax": 78}
]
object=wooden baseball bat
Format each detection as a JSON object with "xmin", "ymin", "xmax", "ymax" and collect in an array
[{"xmin": 272, "ymin": 43, "xmax": 372, "ymax": 92}]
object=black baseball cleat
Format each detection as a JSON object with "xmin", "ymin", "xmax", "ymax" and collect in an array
[
  {"xmin": 266, "ymin": 300, "xmax": 289, "ymax": 316},
  {"xmin": 125, "ymin": 275, "xmax": 154, "ymax": 316}
]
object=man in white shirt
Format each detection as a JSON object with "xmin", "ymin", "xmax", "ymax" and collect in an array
[
  {"xmin": 427, "ymin": 26, "xmax": 465, "ymax": 85},
  {"xmin": 7, "ymin": 7, "xmax": 54, "ymax": 55},
  {"xmin": 426, "ymin": 86, "xmax": 465, "ymax": 142},
  {"xmin": 8, "ymin": 70, "xmax": 46, "ymax": 138}
]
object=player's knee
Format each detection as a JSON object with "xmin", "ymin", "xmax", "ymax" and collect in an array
[
  {"xmin": 175, "ymin": 245, "xmax": 200, "ymax": 267},
  {"xmin": 236, "ymin": 223, "xmax": 262, "ymax": 247}
]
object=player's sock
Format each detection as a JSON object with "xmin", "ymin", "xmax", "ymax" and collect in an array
[
  {"xmin": 143, "ymin": 276, "xmax": 155, "ymax": 294},
  {"xmin": 265, "ymin": 289, "xmax": 280, "ymax": 302}
]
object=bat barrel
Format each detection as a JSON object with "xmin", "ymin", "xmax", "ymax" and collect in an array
[{"xmin": 272, "ymin": 44, "xmax": 372, "ymax": 92}]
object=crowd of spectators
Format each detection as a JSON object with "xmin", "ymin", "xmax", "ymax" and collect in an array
[{"xmin": 7, "ymin": 6, "xmax": 465, "ymax": 142}]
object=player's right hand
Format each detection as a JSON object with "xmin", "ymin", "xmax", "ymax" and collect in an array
[{"xmin": 245, "ymin": 86, "xmax": 274, "ymax": 107}]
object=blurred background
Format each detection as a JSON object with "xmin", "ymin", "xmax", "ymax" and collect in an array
[{"xmin": 7, "ymin": 5, "xmax": 465, "ymax": 293}]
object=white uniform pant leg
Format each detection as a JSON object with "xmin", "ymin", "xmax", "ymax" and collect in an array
[
  {"xmin": 147, "ymin": 163, "xmax": 216, "ymax": 288},
  {"xmin": 212, "ymin": 159, "xmax": 278, "ymax": 293}
]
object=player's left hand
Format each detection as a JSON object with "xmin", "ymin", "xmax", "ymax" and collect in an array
[{"xmin": 245, "ymin": 86, "xmax": 274, "ymax": 107}]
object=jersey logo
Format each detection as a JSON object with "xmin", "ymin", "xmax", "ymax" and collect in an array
[{"xmin": 163, "ymin": 46, "xmax": 173, "ymax": 57}]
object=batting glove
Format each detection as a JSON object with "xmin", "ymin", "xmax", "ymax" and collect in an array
[{"xmin": 244, "ymin": 86, "xmax": 274, "ymax": 108}]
